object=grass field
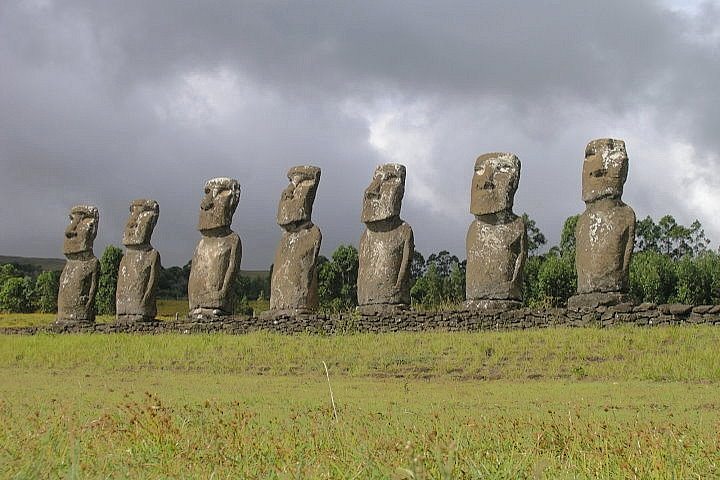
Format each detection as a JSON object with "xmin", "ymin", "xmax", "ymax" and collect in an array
[{"xmin": 1, "ymin": 326, "xmax": 719, "ymax": 478}]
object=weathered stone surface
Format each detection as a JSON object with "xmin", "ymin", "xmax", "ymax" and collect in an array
[
  {"xmin": 567, "ymin": 291, "xmax": 630, "ymax": 310},
  {"xmin": 465, "ymin": 153, "xmax": 527, "ymax": 307},
  {"xmin": 57, "ymin": 205, "xmax": 99, "ymax": 324},
  {"xmin": 463, "ymin": 299, "xmax": 523, "ymax": 312},
  {"xmin": 116, "ymin": 199, "xmax": 161, "ymax": 322},
  {"xmin": 358, "ymin": 164, "xmax": 414, "ymax": 309},
  {"xmin": 570, "ymin": 139, "xmax": 636, "ymax": 305},
  {"xmin": 270, "ymin": 166, "xmax": 322, "ymax": 313},
  {"xmin": 188, "ymin": 178, "xmax": 242, "ymax": 319},
  {"xmin": 658, "ymin": 303, "xmax": 693, "ymax": 315},
  {"xmin": 8, "ymin": 300, "xmax": 720, "ymax": 336}
]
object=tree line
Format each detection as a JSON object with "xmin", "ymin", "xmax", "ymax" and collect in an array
[{"xmin": 1, "ymin": 213, "xmax": 718, "ymax": 314}]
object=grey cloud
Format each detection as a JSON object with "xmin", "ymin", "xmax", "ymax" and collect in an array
[{"xmin": 1, "ymin": 0, "xmax": 719, "ymax": 268}]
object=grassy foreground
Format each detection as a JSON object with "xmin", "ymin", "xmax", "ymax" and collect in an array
[{"xmin": 1, "ymin": 327, "xmax": 720, "ymax": 478}]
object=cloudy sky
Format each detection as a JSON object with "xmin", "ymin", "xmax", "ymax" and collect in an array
[{"xmin": 1, "ymin": 0, "xmax": 719, "ymax": 268}]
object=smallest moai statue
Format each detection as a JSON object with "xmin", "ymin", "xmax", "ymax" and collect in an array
[
  {"xmin": 268, "ymin": 166, "xmax": 323, "ymax": 316},
  {"xmin": 56, "ymin": 205, "xmax": 100, "ymax": 325},
  {"xmin": 188, "ymin": 177, "xmax": 242, "ymax": 320},
  {"xmin": 357, "ymin": 164, "xmax": 415, "ymax": 313},
  {"xmin": 116, "ymin": 199, "xmax": 161, "ymax": 322},
  {"xmin": 465, "ymin": 153, "xmax": 527, "ymax": 310},
  {"xmin": 568, "ymin": 138, "xmax": 636, "ymax": 309}
]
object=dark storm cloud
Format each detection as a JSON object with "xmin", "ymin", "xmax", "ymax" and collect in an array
[{"xmin": 1, "ymin": 0, "xmax": 719, "ymax": 267}]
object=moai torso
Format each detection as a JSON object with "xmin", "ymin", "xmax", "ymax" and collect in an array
[
  {"xmin": 575, "ymin": 200, "xmax": 635, "ymax": 294},
  {"xmin": 116, "ymin": 248, "xmax": 161, "ymax": 320},
  {"xmin": 56, "ymin": 204, "xmax": 99, "ymax": 324},
  {"xmin": 188, "ymin": 232, "xmax": 242, "ymax": 313},
  {"xmin": 271, "ymin": 225, "xmax": 322, "ymax": 311},
  {"xmin": 58, "ymin": 257, "xmax": 99, "ymax": 323},
  {"xmin": 116, "ymin": 199, "xmax": 161, "ymax": 321},
  {"xmin": 466, "ymin": 215, "xmax": 526, "ymax": 300},
  {"xmin": 358, "ymin": 221, "xmax": 414, "ymax": 306}
]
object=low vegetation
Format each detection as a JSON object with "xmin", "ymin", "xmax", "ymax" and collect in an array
[{"xmin": 1, "ymin": 326, "xmax": 719, "ymax": 478}]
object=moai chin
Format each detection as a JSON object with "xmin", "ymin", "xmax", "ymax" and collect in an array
[
  {"xmin": 568, "ymin": 138, "xmax": 636, "ymax": 309},
  {"xmin": 116, "ymin": 199, "xmax": 161, "ymax": 322},
  {"xmin": 465, "ymin": 153, "xmax": 527, "ymax": 310},
  {"xmin": 268, "ymin": 166, "xmax": 322, "ymax": 315},
  {"xmin": 357, "ymin": 163, "xmax": 414, "ymax": 313},
  {"xmin": 56, "ymin": 205, "xmax": 100, "ymax": 324},
  {"xmin": 188, "ymin": 177, "xmax": 242, "ymax": 319}
]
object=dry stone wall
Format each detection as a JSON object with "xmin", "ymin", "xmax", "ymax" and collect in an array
[{"xmin": 4, "ymin": 303, "xmax": 720, "ymax": 335}]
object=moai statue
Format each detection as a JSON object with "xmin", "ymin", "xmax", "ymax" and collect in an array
[
  {"xmin": 188, "ymin": 178, "xmax": 242, "ymax": 319},
  {"xmin": 56, "ymin": 205, "xmax": 100, "ymax": 324},
  {"xmin": 268, "ymin": 166, "xmax": 322, "ymax": 315},
  {"xmin": 465, "ymin": 153, "xmax": 527, "ymax": 310},
  {"xmin": 116, "ymin": 199, "xmax": 161, "ymax": 322},
  {"xmin": 568, "ymin": 138, "xmax": 636, "ymax": 309},
  {"xmin": 357, "ymin": 164, "xmax": 414, "ymax": 313}
]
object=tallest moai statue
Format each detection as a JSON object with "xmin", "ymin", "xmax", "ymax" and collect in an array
[{"xmin": 568, "ymin": 138, "xmax": 636, "ymax": 309}]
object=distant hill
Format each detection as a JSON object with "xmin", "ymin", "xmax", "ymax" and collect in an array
[
  {"xmin": 0, "ymin": 255, "xmax": 65, "ymax": 271},
  {"xmin": 0, "ymin": 255, "xmax": 268, "ymax": 277}
]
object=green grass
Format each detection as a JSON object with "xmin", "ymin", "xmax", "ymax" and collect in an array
[{"xmin": 2, "ymin": 327, "xmax": 720, "ymax": 477}]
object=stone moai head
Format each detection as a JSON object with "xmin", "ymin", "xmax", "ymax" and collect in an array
[
  {"xmin": 197, "ymin": 177, "xmax": 241, "ymax": 232},
  {"xmin": 63, "ymin": 205, "xmax": 99, "ymax": 255},
  {"xmin": 582, "ymin": 138, "xmax": 628, "ymax": 203},
  {"xmin": 361, "ymin": 163, "xmax": 406, "ymax": 224},
  {"xmin": 277, "ymin": 165, "xmax": 321, "ymax": 229},
  {"xmin": 470, "ymin": 153, "xmax": 520, "ymax": 216},
  {"xmin": 122, "ymin": 199, "xmax": 159, "ymax": 247}
]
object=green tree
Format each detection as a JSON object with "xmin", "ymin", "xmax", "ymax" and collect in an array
[
  {"xmin": 35, "ymin": 270, "xmax": 60, "ymax": 313},
  {"xmin": 410, "ymin": 252, "xmax": 465, "ymax": 308},
  {"xmin": 672, "ymin": 253, "xmax": 718, "ymax": 305},
  {"xmin": 534, "ymin": 253, "xmax": 576, "ymax": 307},
  {"xmin": 0, "ymin": 276, "xmax": 35, "ymax": 313},
  {"xmin": 559, "ymin": 215, "xmax": 579, "ymax": 259},
  {"xmin": 522, "ymin": 213, "xmax": 547, "ymax": 254},
  {"xmin": 410, "ymin": 263, "xmax": 443, "ymax": 307},
  {"xmin": 522, "ymin": 255, "xmax": 544, "ymax": 306},
  {"xmin": 318, "ymin": 245, "xmax": 359, "ymax": 312},
  {"xmin": 0, "ymin": 264, "xmax": 20, "ymax": 288},
  {"xmin": 635, "ymin": 215, "xmax": 709, "ymax": 259},
  {"xmin": 96, "ymin": 245, "xmax": 124, "ymax": 315},
  {"xmin": 629, "ymin": 251, "xmax": 676, "ymax": 304}
]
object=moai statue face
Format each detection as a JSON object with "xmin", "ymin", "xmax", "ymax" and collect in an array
[
  {"xmin": 277, "ymin": 166, "xmax": 321, "ymax": 229},
  {"xmin": 123, "ymin": 199, "xmax": 159, "ymax": 247},
  {"xmin": 63, "ymin": 205, "xmax": 99, "ymax": 255},
  {"xmin": 197, "ymin": 177, "xmax": 241, "ymax": 232},
  {"xmin": 361, "ymin": 164, "xmax": 406, "ymax": 224},
  {"xmin": 582, "ymin": 138, "xmax": 628, "ymax": 203},
  {"xmin": 470, "ymin": 153, "xmax": 520, "ymax": 216}
]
